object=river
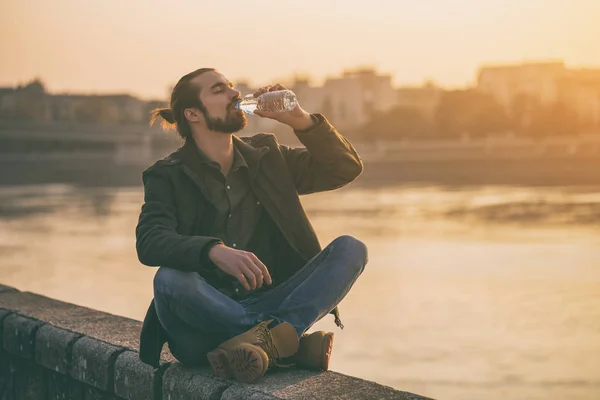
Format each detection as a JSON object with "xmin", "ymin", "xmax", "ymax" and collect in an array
[{"xmin": 1, "ymin": 183, "xmax": 599, "ymax": 400}]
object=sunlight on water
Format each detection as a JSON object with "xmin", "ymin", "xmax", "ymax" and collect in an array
[{"xmin": 1, "ymin": 184, "xmax": 599, "ymax": 400}]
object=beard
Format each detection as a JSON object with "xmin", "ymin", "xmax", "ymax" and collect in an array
[{"xmin": 203, "ymin": 104, "xmax": 247, "ymax": 134}]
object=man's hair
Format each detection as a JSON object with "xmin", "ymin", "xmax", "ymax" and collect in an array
[{"xmin": 150, "ymin": 68, "xmax": 215, "ymax": 139}]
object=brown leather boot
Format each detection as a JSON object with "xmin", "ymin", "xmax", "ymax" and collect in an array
[
  {"xmin": 291, "ymin": 331, "xmax": 334, "ymax": 371},
  {"xmin": 206, "ymin": 320, "xmax": 299, "ymax": 383}
]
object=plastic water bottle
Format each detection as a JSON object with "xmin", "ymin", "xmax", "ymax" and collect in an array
[{"xmin": 235, "ymin": 90, "xmax": 298, "ymax": 114}]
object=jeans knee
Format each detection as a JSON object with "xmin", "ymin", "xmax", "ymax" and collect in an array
[
  {"xmin": 332, "ymin": 235, "xmax": 368, "ymax": 273},
  {"xmin": 153, "ymin": 267, "xmax": 195, "ymax": 302}
]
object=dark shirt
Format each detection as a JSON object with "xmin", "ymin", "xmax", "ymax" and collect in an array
[
  {"xmin": 196, "ymin": 145, "xmax": 261, "ymax": 251},
  {"xmin": 195, "ymin": 144, "xmax": 273, "ymax": 295}
]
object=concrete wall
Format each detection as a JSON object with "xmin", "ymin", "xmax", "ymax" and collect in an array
[{"xmin": 0, "ymin": 284, "xmax": 431, "ymax": 400}]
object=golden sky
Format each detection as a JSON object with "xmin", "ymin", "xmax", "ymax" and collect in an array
[{"xmin": 1, "ymin": 0, "xmax": 599, "ymax": 99}]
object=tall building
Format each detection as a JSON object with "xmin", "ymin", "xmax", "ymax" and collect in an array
[
  {"xmin": 477, "ymin": 61, "xmax": 600, "ymax": 131},
  {"xmin": 289, "ymin": 68, "xmax": 398, "ymax": 131},
  {"xmin": 477, "ymin": 61, "xmax": 566, "ymax": 110}
]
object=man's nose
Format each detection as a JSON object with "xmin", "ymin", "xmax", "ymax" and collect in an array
[{"xmin": 229, "ymin": 88, "xmax": 241, "ymax": 98}]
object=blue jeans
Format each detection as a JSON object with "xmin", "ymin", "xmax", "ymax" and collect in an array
[{"xmin": 153, "ymin": 235, "xmax": 368, "ymax": 365}]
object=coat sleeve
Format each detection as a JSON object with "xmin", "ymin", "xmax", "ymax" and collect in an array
[
  {"xmin": 135, "ymin": 165, "xmax": 222, "ymax": 272},
  {"xmin": 279, "ymin": 114, "xmax": 364, "ymax": 195}
]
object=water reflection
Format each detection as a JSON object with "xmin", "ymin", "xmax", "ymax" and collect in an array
[{"xmin": 0, "ymin": 184, "xmax": 599, "ymax": 400}]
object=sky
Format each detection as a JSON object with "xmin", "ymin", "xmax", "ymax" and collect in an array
[{"xmin": 1, "ymin": 0, "xmax": 599, "ymax": 99}]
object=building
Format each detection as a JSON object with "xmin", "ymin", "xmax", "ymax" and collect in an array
[
  {"xmin": 559, "ymin": 69, "xmax": 600, "ymax": 130},
  {"xmin": 477, "ymin": 61, "xmax": 566, "ymax": 111},
  {"xmin": 396, "ymin": 81, "xmax": 442, "ymax": 120},
  {"xmin": 477, "ymin": 61, "xmax": 600, "ymax": 132},
  {"xmin": 0, "ymin": 80, "xmax": 50, "ymax": 121},
  {"xmin": 341, "ymin": 68, "xmax": 398, "ymax": 115},
  {"xmin": 288, "ymin": 68, "xmax": 398, "ymax": 131}
]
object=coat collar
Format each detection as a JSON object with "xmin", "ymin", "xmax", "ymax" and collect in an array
[{"xmin": 175, "ymin": 135, "xmax": 269, "ymax": 179}]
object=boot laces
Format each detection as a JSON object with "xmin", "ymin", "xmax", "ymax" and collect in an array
[{"xmin": 255, "ymin": 323, "xmax": 279, "ymax": 368}]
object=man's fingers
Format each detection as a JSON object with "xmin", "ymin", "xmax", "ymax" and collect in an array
[
  {"xmin": 236, "ymin": 272, "xmax": 251, "ymax": 291},
  {"xmin": 273, "ymin": 83, "xmax": 286, "ymax": 91},
  {"xmin": 241, "ymin": 266, "xmax": 257, "ymax": 290},
  {"xmin": 249, "ymin": 253, "xmax": 272, "ymax": 285},
  {"xmin": 253, "ymin": 85, "xmax": 272, "ymax": 98},
  {"xmin": 247, "ymin": 263, "xmax": 264, "ymax": 289}
]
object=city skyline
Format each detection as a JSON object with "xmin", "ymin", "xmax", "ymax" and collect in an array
[
  {"xmin": 2, "ymin": 0, "xmax": 600, "ymax": 99},
  {"xmin": 2, "ymin": 60, "xmax": 599, "ymax": 98}
]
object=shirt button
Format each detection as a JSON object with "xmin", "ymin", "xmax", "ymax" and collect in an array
[
  {"xmin": 228, "ymin": 213, "xmax": 232, "ymax": 218},
  {"xmin": 256, "ymin": 201, "xmax": 260, "ymax": 205},
  {"xmin": 232, "ymin": 243, "xmax": 237, "ymax": 248},
  {"xmin": 226, "ymin": 185, "xmax": 231, "ymax": 190}
]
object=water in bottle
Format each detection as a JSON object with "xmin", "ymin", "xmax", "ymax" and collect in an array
[{"xmin": 235, "ymin": 90, "xmax": 298, "ymax": 114}]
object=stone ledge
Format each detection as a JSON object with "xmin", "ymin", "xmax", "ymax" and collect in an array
[
  {"xmin": 35, "ymin": 323, "xmax": 83, "ymax": 374},
  {"xmin": 224, "ymin": 369, "xmax": 425, "ymax": 400},
  {"xmin": 114, "ymin": 350, "xmax": 162, "ymax": 400},
  {"xmin": 2, "ymin": 313, "xmax": 44, "ymax": 359},
  {"xmin": 0, "ymin": 285, "xmax": 433, "ymax": 400},
  {"xmin": 0, "ymin": 308, "xmax": 12, "ymax": 350},
  {"xmin": 0, "ymin": 290, "xmax": 144, "ymax": 352},
  {"xmin": 162, "ymin": 363, "xmax": 231, "ymax": 400},
  {"xmin": 70, "ymin": 336, "xmax": 125, "ymax": 392}
]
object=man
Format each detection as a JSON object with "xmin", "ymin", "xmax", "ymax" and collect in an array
[{"xmin": 136, "ymin": 67, "xmax": 368, "ymax": 383}]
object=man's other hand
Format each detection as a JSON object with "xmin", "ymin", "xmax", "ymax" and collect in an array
[
  {"xmin": 253, "ymin": 83, "xmax": 314, "ymax": 131},
  {"xmin": 208, "ymin": 244, "xmax": 272, "ymax": 291}
]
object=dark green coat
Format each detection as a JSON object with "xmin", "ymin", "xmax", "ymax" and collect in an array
[{"xmin": 136, "ymin": 114, "xmax": 363, "ymax": 367}]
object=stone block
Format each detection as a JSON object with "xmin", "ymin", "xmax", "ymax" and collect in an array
[
  {"xmin": 83, "ymin": 386, "xmax": 120, "ymax": 400},
  {"xmin": 114, "ymin": 350, "xmax": 160, "ymax": 400},
  {"xmin": 0, "ymin": 291, "xmax": 142, "ymax": 352},
  {"xmin": 2, "ymin": 313, "xmax": 44, "ymax": 359},
  {"xmin": 35, "ymin": 325, "xmax": 81, "ymax": 374},
  {"xmin": 70, "ymin": 336, "xmax": 124, "ymax": 392},
  {"xmin": 47, "ymin": 372, "xmax": 84, "ymax": 400},
  {"xmin": 221, "ymin": 386, "xmax": 280, "ymax": 400},
  {"xmin": 11, "ymin": 358, "xmax": 47, "ymax": 399},
  {"xmin": 162, "ymin": 363, "xmax": 231, "ymax": 400},
  {"xmin": 36, "ymin": 324, "xmax": 82, "ymax": 374},
  {"xmin": 271, "ymin": 370, "xmax": 431, "ymax": 400},
  {"xmin": 0, "ymin": 308, "xmax": 12, "ymax": 351},
  {"xmin": 221, "ymin": 369, "xmax": 433, "ymax": 400},
  {"xmin": 0, "ymin": 352, "xmax": 13, "ymax": 400}
]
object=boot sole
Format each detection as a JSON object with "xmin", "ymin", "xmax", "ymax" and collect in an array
[
  {"xmin": 320, "ymin": 332, "xmax": 334, "ymax": 371},
  {"xmin": 208, "ymin": 344, "xmax": 268, "ymax": 383},
  {"xmin": 207, "ymin": 348, "xmax": 232, "ymax": 380}
]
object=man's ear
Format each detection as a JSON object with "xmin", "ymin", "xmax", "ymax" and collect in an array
[{"xmin": 184, "ymin": 108, "xmax": 202, "ymax": 122}]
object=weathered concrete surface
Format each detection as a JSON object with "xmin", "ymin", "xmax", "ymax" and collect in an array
[
  {"xmin": 222, "ymin": 369, "xmax": 432, "ymax": 400},
  {"xmin": 2, "ymin": 313, "xmax": 44, "ymax": 359},
  {"xmin": 0, "ymin": 307, "xmax": 12, "ymax": 349},
  {"xmin": 9, "ymin": 357, "xmax": 48, "ymax": 399},
  {"xmin": 0, "ymin": 291, "xmax": 142, "ymax": 351},
  {"xmin": 47, "ymin": 372, "xmax": 85, "ymax": 400},
  {"xmin": 82, "ymin": 386, "xmax": 120, "ymax": 400},
  {"xmin": 162, "ymin": 364, "xmax": 231, "ymax": 400},
  {"xmin": 0, "ymin": 285, "xmax": 434, "ymax": 400},
  {"xmin": 114, "ymin": 350, "xmax": 159, "ymax": 400},
  {"xmin": 0, "ymin": 289, "xmax": 176, "ymax": 363},
  {"xmin": 70, "ymin": 336, "xmax": 124, "ymax": 391},
  {"xmin": 36, "ymin": 323, "xmax": 82, "ymax": 374}
]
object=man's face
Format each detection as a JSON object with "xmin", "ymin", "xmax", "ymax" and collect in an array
[{"xmin": 190, "ymin": 71, "xmax": 246, "ymax": 133}]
